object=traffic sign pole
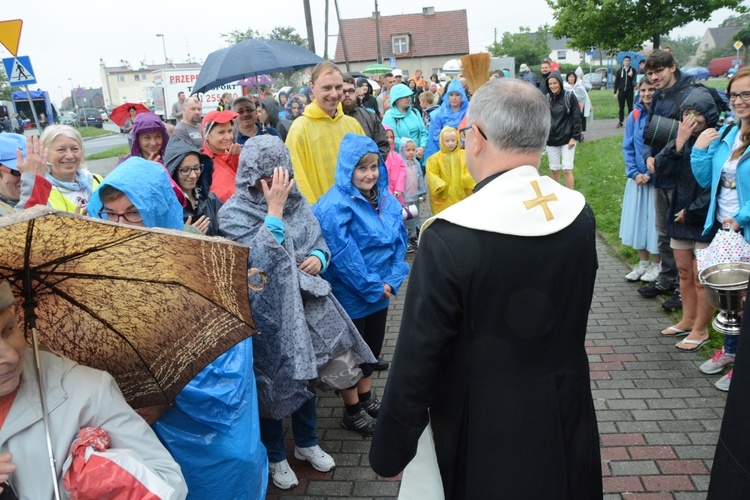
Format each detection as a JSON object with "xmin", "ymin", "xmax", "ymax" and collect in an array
[{"xmin": 22, "ymin": 85, "xmax": 41, "ymax": 131}]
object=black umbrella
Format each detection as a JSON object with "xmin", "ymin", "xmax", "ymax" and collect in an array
[{"xmin": 192, "ymin": 38, "xmax": 325, "ymax": 95}]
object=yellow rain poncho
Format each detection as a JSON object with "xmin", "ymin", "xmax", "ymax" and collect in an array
[
  {"xmin": 425, "ymin": 127, "xmax": 475, "ymax": 214},
  {"xmin": 285, "ymin": 100, "xmax": 365, "ymax": 204}
]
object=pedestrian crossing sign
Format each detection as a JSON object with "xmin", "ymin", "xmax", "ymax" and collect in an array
[{"xmin": 2, "ymin": 55, "xmax": 36, "ymax": 86}]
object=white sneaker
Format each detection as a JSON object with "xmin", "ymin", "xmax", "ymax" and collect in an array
[
  {"xmin": 626, "ymin": 261, "xmax": 651, "ymax": 281},
  {"xmin": 640, "ymin": 262, "xmax": 662, "ymax": 282},
  {"xmin": 269, "ymin": 459, "xmax": 299, "ymax": 490},
  {"xmin": 715, "ymin": 369, "xmax": 733, "ymax": 392},
  {"xmin": 699, "ymin": 347, "xmax": 736, "ymax": 375},
  {"xmin": 294, "ymin": 445, "xmax": 336, "ymax": 472}
]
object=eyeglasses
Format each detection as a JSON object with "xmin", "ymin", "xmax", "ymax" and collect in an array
[
  {"xmin": 178, "ymin": 164, "xmax": 203, "ymax": 176},
  {"xmin": 729, "ymin": 91, "xmax": 750, "ymax": 103},
  {"xmin": 98, "ymin": 209, "xmax": 143, "ymax": 224},
  {"xmin": 0, "ymin": 166, "xmax": 21, "ymax": 177},
  {"xmin": 342, "ymin": 89, "xmax": 357, "ymax": 95},
  {"xmin": 645, "ymin": 67, "xmax": 668, "ymax": 78},
  {"xmin": 458, "ymin": 124, "xmax": 488, "ymax": 142},
  {"xmin": 235, "ymin": 107, "xmax": 256, "ymax": 115}
]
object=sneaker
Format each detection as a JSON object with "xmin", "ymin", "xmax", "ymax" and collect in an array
[
  {"xmin": 360, "ymin": 392, "xmax": 381, "ymax": 418},
  {"xmin": 638, "ymin": 281, "xmax": 673, "ymax": 298},
  {"xmin": 406, "ymin": 243, "xmax": 416, "ymax": 254},
  {"xmin": 342, "ymin": 407, "xmax": 376, "ymax": 436},
  {"xmin": 715, "ymin": 369, "xmax": 733, "ymax": 392},
  {"xmin": 294, "ymin": 445, "xmax": 335, "ymax": 472},
  {"xmin": 699, "ymin": 347, "xmax": 736, "ymax": 375},
  {"xmin": 625, "ymin": 261, "xmax": 651, "ymax": 281},
  {"xmin": 409, "ymin": 237, "xmax": 419, "ymax": 249},
  {"xmin": 662, "ymin": 289, "xmax": 683, "ymax": 311},
  {"xmin": 616, "ymin": 123, "xmax": 623, "ymax": 129},
  {"xmin": 640, "ymin": 262, "xmax": 662, "ymax": 282},
  {"xmin": 269, "ymin": 459, "xmax": 299, "ymax": 490}
]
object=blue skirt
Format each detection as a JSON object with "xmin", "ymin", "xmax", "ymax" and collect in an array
[{"xmin": 619, "ymin": 178, "xmax": 659, "ymax": 254}]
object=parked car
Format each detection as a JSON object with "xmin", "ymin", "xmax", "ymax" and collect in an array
[
  {"xmin": 708, "ymin": 56, "xmax": 744, "ymax": 77},
  {"xmin": 76, "ymin": 108, "xmax": 104, "ymax": 128},
  {"xmin": 582, "ymin": 72, "xmax": 604, "ymax": 90},
  {"xmin": 98, "ymin": 109, "xmax": 109, "ymax": 121},
  {"xmin": 682, "ymin": 66, "xmax": 710, "ymax": 81},
  {"xmin": 60, "ymin": 112, "xmax": 76, "ymax": 126}
]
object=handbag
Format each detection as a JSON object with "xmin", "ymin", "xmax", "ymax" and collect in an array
[{"xmin": 696, "ymin": 223, "xmax": 750, "ymax": 273}]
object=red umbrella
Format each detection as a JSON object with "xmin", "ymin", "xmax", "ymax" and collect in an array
[{"xmin": 110, "ymin": 102, "xmax": 150, "ymax": 127}]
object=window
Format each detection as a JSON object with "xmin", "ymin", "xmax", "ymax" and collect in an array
[
  {"xmin": 392, "ymin": 34, "xmax": 409, "ymax": 55},
  {"xmin": 557, "ymin": 50, "xmax": 567, "ymax": 60},
  {"xmin": 141, "ymin": 74, "xmax": 147, "ymax": 80},
  {"xmin": 117, "ymin": 76, "xmax": 125, "ymax": 82},
  {"xmin": 134, "ymin": 75, "xmax": 140, "ymax": 81}
]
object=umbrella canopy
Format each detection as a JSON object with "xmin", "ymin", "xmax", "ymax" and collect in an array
[
  {"xmin": 237, "ymin": 74, "xmax": 276, "ymax": 86},
  {"xmin": 110, "ymin": 102, "xmax": 150, "ymax": 127},
  {"xmin": 0, "ymin": 206, "xmax": 258, "ymax": 409},
  {"xmin": 192, "ymin": 38, "xmax": 325, "ymax": 95},
  {"xmin": 361, "ymin": 63, "xmax": 393, "ymax": 76}
]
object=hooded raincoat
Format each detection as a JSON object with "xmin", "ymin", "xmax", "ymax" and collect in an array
[
  {"xmin": 399, "ymin": 137, "xmax": 427, "ymax": 204},
  {"xmin": 260, "ymin": 97, "xmax": 290, "ymax": 141},
  {"xmin": 356, "ymin": 77, "xmax": 380, "ymax": 116},
  {"xmin": 545, "ymin": 71, "xmax": 582, "ymax": 147},
  {"xmin": 382, "ymin": 124, "xmax": 406, "ymax": 202},
  {"xmin": 164, "ymin": 137, "xmax": 223, "ymax": 236},
  {"xmin": 382, "ymin": 84, "xmax": 428, "ymax": 162},
  {"xmin": 218, "ymin": 135, "xmax": 375, "ymax": 419},
  {"xmin": 424, "ymin": 78, "xmax": 469, "ymax": 160},
  {"xmin": 425, "ymin": 127, "xmax": 475, "ymax": 215},
  {"xmin": 312, "ymin": 134, "xmax": 409, "ymax": 320},
  {"xmin": 89, "ymin": 156, "xmax": 269, "ymax": 499},
  {"xmin": 285, "ymin": 100, "xmax": 365, "ymax": 204}
]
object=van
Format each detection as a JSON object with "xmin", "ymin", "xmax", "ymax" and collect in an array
[{"xmin": 708, "ymin": 56, "xmax": 744, "ymax": 77}]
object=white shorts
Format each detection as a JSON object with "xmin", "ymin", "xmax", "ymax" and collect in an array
[{"xmin": 546, "ymin": 144, "xmax": 576, "ymax": 171}]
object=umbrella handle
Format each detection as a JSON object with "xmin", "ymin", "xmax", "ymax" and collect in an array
[
  {"xmin": 248, "ymin": 267, "xmax": 267, "ymax": 291},
  {"xmin": 31, "ymin": 327, "xmax": 63, "ymax": 500}
]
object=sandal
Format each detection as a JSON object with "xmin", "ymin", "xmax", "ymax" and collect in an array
[
  {"xmin": 675, "ymin": 338, "xmax": 709, "ymax": 352},
  {"xmin": 660, "ymin": 326, "xmax": 691, "ymax": 337}
]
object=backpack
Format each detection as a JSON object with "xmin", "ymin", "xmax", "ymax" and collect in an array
[{"xmin": 676, "ymin": 81, "xmax": 731, "ymax": 116}]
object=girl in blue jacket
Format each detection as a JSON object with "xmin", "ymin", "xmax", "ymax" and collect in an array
[{"xmin": 312, "ymin": 134, "xmax": 409, "ymax": 436}]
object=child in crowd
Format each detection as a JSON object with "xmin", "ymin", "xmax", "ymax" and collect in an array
[
  {"xmin": 425, "ymin": 126, "xmax": 475, "ymax": 215},
  {"xmin": 382, "ymin": 126, "xmax": 406, "ymax": 204},
  {"xmin": 399, "ymin": 137, "xmax": 427, "ymax": 252}
]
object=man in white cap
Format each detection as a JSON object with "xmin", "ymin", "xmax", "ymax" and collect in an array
[
  {"xmin": 0, "ymin": 281, "xmax": 187, "ymax": 498},
  {"xmin": 370, "ymin": 78, "xmax": 601, "ymax": 498},
  {"xmin": 0, "ymin": 134, "xmax": 51, "ymax": 216},
  {"xmin": 392, "ymin": 68, "xmax": 404, "ymax": 87},
  {"xmin": 518, "ymin": 63, "xmax": 541, "ymax": 88}
]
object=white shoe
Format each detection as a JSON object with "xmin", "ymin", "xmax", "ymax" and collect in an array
[
  {"xmin": 294, "ymin": 445, "xmax": 335, "ymax": 472},
  {"xmin": 626, "ymin": 261, "xmax": 651, "ymax": 281},
  {"xmin": 640, "ymin": 262, "xmax": 662, "ymax": 282},
  {"xmin": 699, "ymin": 347, "xmax": 735, "ymax": 375},
  {"xmin": 269, "ymin": 459, "xmax": 299, "ymax": 490},
  {"xmin": 714, "ymin": 370, "xmax": 733, "ymax": 392}
]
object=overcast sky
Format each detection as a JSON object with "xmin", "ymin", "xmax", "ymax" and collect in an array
[{"xmin": 1, "ymin": 0, "xmax": 746, "ymax": 107}]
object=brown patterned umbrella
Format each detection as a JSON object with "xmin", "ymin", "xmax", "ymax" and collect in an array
[{"xmin": 0, "ymin": 206, "xmax": 257, "ymax": 409}]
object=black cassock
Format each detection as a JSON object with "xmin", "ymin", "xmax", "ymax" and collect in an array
[{"xmin": 371, "ymin": 202, "xmax": 602, "ymax": 499}]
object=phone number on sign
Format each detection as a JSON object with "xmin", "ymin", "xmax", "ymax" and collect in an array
[{"xmin": 201, "ymin": 93, "xmax": 238, "ymax": 103}]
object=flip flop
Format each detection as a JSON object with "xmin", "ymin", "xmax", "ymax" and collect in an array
[
  {"xmin": 675, "ymin": 338, "xmax": 709, "ymax": 352},
  {"xmin": 660, "ymin": 326, "xmax": 691, "ymax": 337}
]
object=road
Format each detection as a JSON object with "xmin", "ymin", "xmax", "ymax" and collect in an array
[{"xmin": 83, "ymin": 122, "xmax": 128, "ymax": 155}]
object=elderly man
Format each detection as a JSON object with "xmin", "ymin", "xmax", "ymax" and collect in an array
[
  {"xmin": 0, "ymin": 281, "xmax": 187, "ymax": 498},
  {"xmin": 173, "ymin": 96, "xmax": 203, "ymax": 149},
  {"xmin": 370, "ymin": 79, "xmax": 602, "ymax": 499}
]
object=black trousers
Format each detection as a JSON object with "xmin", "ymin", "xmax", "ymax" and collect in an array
[
  {"xmin": 352, "ymin": 307, "xmax": 389, "ymax": 378},
  {"xmin": 618, "ymin": 90, "xmax": 634, "ymax": 124}
]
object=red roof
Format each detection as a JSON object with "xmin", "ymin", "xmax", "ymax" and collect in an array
[{"xmin": 334, "ymin": 9, "xmax": 469, "ymax": 63}]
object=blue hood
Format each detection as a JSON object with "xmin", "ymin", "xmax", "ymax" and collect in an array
[
  {"xmin": 88, "ymin": 157, "xmax": 184, "ymax": 230},
  {"xmin": 389, "ymin": 83, "xmax": 414, "ymax": 107},
  {"xmin": 334, "ymin": 134, "xmax": 389, "ymax": 198},
  {"xmin": 442, "ymin": 78, "xmax": 468, "ymax": 109}
]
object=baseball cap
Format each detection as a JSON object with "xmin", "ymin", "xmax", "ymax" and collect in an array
[
  {"xmin": 392, "ymin": 69, "xmax": 403, "ymax": 77},
  {"xmin": 519, "ymin": 64, "xmax": 530, "ymax": 72},
  {"xmin": 202, "ymin": 110, "xmax": 239, "ymax": 135},
  {"xmin": 0, "ymin": 133, "xmax": 27, "ymax": 171}
]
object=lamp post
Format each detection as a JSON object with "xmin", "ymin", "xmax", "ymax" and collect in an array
[
  {"xmin": 67, "ymin": 78, "xmax": 77, "ymax": 110},
  {"xmin": 156, "ymin": 34, "xmax": 168, "ymax": 67}
]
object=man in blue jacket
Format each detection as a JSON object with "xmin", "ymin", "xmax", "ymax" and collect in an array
[{"xmin": 639, "ymin": 50, "xmax": 694, "ymax": 311}]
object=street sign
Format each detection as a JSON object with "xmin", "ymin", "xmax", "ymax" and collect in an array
[
  {"xmin": 76, "ymin": 87, "xmax": 85, "ymax": 98},
  {"xmin": 0, "ymin": 19, "xmax": 22, "ymax": 56},
  {"xmin": 2, "ymin": 55, "xmax": 36, "ymax": 86},
  {"xmin": 734, "ymin": 40, "xmax": 743, "ymax": 51},
  {"xmin": 389, "ymin": 56, "xmax": 396, "ymax": 69}
]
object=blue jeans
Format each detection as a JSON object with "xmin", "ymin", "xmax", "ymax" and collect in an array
[
  {"xmin": 725, "ymin": 333, "xmax": 740, "ymax": 355},
  {"xmin": 259, "ymin": 393, "xmax": 318, "ymax": 463}
]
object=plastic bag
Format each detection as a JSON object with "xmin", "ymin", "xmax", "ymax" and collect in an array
[
  {"xmin": 62, "ymin": 428, "xmax": 177, "ymax": 500},
  {"xmin": 696, "ymin": 225, "xmax": 750, "ymax": 273},
  {"xmin": 316, "ymin": 349, "xmax": 364, "ymax": 390}
]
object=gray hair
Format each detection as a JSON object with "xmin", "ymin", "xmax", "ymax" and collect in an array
[
  {"xmin": 467, "ymin": 79, "xmax": 549, "ymax": 154},
  {"xmin": 40, "ymin": 124, "xmax": 85, "ymax": 157}
]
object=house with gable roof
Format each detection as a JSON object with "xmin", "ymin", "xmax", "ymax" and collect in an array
[
  {"xmin": 333, "ymin": 7, "xmax": 469, "ymax": 80},
  {"xmin": 689, "ymin": 26, "xmax": 741, "ymax": 66}
]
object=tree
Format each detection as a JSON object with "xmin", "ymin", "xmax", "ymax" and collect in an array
[
  {"xmin": 0, "ymin": 70, "xmax": 11, "ymax": 102},
  {"xmin": 548, "ymin": 0, "xmax": 746, "ymax": 52},
  {"xmin": 720, "ymin": 13, "xmax": 750, "ymax": 27},
  {"xmin": 220, "ymin": 28, "xmax": 261, "ymax": 46},
  {"xmin": 268, "ymin": 26, "xmax": 307, "ymax": 47},
  {"xmin": 487, "ymin": 26, "xmax": 552, "ymax": 71},
  {"xmin": 734, "ymin": 27, "xmax": 750, "ymax": 64},
  {"xmin": 698, "ymin": 43, "xmax": 735, "ymax": 67},
  {"xmin": 661, "ymin": 35, "xmax": 700, "ymax": 66}
]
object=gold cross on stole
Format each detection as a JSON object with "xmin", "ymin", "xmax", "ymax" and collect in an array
[{"xmin": 523, "ymin": 180, "xmax": 558, "ymax": 221}]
